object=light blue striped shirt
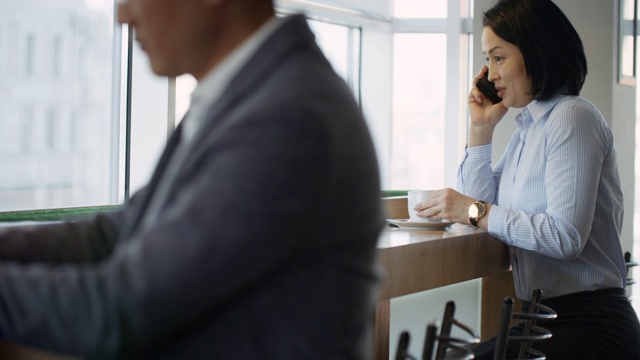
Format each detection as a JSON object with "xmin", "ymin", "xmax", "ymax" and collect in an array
[{"xmin": 458, "ymin": 93, "xmax": 627, "ymax": 300}]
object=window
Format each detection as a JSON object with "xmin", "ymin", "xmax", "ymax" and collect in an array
[
  {"xmin": 391, "ymin": 33, "xmax": 448, "ymax": 189},
  {"xmin": 0, "ymin": 0, "xmax": 367, "ymax": 213},
  {"xmin": 125, "ymin": 36, "xmax": 171, "ymax": 197},
  {"xmin": 0, "ymin": 1, "xmax": 121, "ymax": 211},
  {"xmin": 307, "ymin": 19, "xmax": 361, "ymax": 101},
  {"xmin": 390, "ymin": 1, "xmax": 473, "ymax": 190},
  {"xmin": 0, "ymin": 0, "xmax": 472, "ymax": 216}
]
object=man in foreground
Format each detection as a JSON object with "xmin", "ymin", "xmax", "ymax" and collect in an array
[{"xmin": 0, "ymin": 0, "xmax": 383, "ymax": 358}]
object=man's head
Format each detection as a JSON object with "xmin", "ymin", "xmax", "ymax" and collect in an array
[{"xmin": 117, "ymin": 0, "xmax": 274, "ymax": 80}]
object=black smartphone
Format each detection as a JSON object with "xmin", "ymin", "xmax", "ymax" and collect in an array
[{"xmin": 476, "ymin": 71, "xmax": 502, "ymax": 104}]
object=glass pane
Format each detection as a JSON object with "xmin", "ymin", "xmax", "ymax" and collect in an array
[
  {"xmin": 307, "ymin": 19, "xmax": 361, "ymax": 99},
  {"xmin": 622, "ymin": 35, "xmax": 635, "ymax": 77},
  {"xmin": 127, "ymin": 38, "xmax": 169, "ymax": 196},
  {"xmin": 308, "ymin": 20, "xmax": 350, "ymax": 79},
  {"xmin": 394, "ymin": 0, "xmax": 447, "ymax": 18},
  {"xmin": 0, "ymin": 0, "xmax": 120, "ymax": 211},
  {"xmin": 176, "ymin": 75, "xmax": 196, "ymax": 123},
  {"xmin": 391, "ymin": 34, "xmax": 447, "ymax": 190},
  {"xmin": 620, "ymin": 0, "xmax": 636, "ymax": 79}
]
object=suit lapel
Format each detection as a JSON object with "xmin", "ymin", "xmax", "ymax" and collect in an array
[
  {"xmin": 122, "ymin": 123, "xmax": 184, "ymax": 237},
  {"xmin": 177, "ymin": 15, "xmax": 317, "ymax": 173}
]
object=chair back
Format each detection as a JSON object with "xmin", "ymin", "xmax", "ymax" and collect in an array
[
  {"xmin": 493, "ymin": 289, "xmax": 557, "ymax": 360},
  {"xmin": 626, "ymin": 251, "xmax": 637, "ymax": 287},
  {"xmin": 424, "ymin": 301, "xmax": 480, "ymax": 360},
  {"xmin": 394, "ymin": 331, "xmax": 418, "ymax": 360},
  {"xmin": 393, "ymin": 301, "xmax": 480, "ymax": 360}
]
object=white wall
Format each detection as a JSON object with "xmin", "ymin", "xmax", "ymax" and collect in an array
[{"xmin": 473, "ymin": 0, "xmax": 636, "ymax": 254}]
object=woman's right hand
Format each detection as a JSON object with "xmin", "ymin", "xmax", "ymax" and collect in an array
[{"xmin": 468, "ymin": 66, "xmax": 508, "ymax": 146}]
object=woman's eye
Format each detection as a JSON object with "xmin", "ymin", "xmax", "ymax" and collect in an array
[{"xmin": 494, "ymin": 56, "xmax": 503, "ymax": 63}]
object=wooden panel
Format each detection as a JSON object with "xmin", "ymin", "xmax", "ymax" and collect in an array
[
  {"xmin": 374, "ymin": 300, "xmax": 390, "ymax": 360},
  {"xmin": 481, "ymin": 272, "xmax": 520, "ymax": 340}
]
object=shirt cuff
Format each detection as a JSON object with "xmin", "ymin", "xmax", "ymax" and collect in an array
[
  {"xmin": 464, "ymin": 143, "xmax": 492, "ymax": 162},
  {"xmin": 487, "ymin": 204, "xmax": 509, "ymax": 242}
]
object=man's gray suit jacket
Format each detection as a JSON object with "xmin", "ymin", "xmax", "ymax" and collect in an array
[{"xmin": 0, "ymin": 14, "xmax": 384, "ymax": 359}]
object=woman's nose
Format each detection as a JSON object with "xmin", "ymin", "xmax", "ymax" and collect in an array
[{"xmin": 487, "ymin": 68, "xmax": 499, "ymax": 82}]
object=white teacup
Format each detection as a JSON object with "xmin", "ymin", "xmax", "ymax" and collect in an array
[{"xmin": 407, "ymin": 190, "xmax": 440, "ymax": 223}]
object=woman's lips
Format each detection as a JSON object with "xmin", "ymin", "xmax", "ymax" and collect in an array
[{"xmin": 497, "ymin": 88, "xmax": 505, "ymax": 98}]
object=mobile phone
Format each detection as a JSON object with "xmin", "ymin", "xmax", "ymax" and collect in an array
[{"xmin": 476, "ymin": 71, "xmax": 502, "ymax": 104}]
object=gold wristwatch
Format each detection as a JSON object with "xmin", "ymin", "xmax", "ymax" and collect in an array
[{"xmin": 468, "ymin": 201, "xmax": 487, "ymax": 227}]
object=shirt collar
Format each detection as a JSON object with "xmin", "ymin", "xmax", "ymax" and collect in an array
[
  {"xmin": 524, "ymin": 92, "xmax": 567, "ymax": 124},
  {"xmin": 182, "ymin": 16, "xmax": 282, "ymax": 143}
]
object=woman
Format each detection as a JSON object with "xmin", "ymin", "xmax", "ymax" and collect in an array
[{"xmin": 414, "ymin": 0, "xmax": 640, "ymax": 358}]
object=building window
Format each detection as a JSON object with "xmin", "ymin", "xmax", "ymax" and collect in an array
[
  {"xmin": 46, "ymin": 108, "xmax": 57, "ymax": 151},
  {"xmin": 25, "ymin": 33, "xmax": 35, "ymax": 76},
  {"xmin": 52, "ymin": 35, "xmax": 62, "ymax": 78},
  {"xmin": 20, "ymin": 104, "xmax": 34, "ymax": 153}
]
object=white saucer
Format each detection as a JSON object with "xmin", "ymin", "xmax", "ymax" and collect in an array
[{"xmin": 386, "ymin": 218, "xmax": 454, "ymax": 230}]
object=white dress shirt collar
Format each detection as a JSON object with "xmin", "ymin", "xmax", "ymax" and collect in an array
[{"xmin": 183, "ymin": 16, "xmax": 283, "ymax": 144}]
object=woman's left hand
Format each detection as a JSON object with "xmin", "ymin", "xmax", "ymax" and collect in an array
[{"xmin": 412, "ymin": 188, "xmax": 477, "ymax": 224}]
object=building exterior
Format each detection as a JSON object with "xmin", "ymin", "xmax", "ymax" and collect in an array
[{"xmin": 0, "ymin": 0, "xmax": 118, "ymax": 211}]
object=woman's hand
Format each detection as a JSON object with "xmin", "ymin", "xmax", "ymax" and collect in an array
[
  {"xmin": 412, "ymin": 188, "xmax": 479, "ymax": 225},
  {"xmin": 468, "ymin": 66, "xmax": 508, "ymax": 146}
]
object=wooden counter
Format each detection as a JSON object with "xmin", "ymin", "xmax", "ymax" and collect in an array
[
  {"xmin": 377, "ymin": 224, "xmax": 509, "ymax": 300},
  {"xmin": 375, "ymin": 197, "xmax": 516, "ymax": 359}
]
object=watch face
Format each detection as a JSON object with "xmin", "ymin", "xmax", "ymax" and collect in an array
[{"xmin": 469, "ymin": 204, "xmax": 478, "ymax": 217}]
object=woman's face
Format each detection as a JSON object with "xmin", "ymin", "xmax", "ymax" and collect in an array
[{"xmin": 481, "ymin": 26, "xmax": 533, "ymax": 108}]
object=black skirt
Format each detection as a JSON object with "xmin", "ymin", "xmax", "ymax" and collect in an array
[{"xmin": 472, "ymin": 288, "xmax": 640, "ymax": 360}]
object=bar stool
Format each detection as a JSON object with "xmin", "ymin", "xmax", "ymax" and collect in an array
[
  {"xmin": 394, "ymin": 331, "xmax": 418, "ymax": 360},
  {"xmin": 424, "ymin": 301, "xmax": 480, "ymax": 360},
  {"xmin": 626, "ymin": 251, "xmax": 637, "ymax": 287},
  {"xmin": 493, "ymin": 289, "xmax": 557, "ymax": 360},
  {"xmin": 626, "ymin": 252, "xmax": 637, "ymax": 301},
  {"xmin": 394, "ymin": 301, "xmax": 480, "ymax": 360}
]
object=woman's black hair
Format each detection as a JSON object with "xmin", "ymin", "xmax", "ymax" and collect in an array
[{"xmin": 483, "ymin": 0, "xmax": 587, "ymax": 100}]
